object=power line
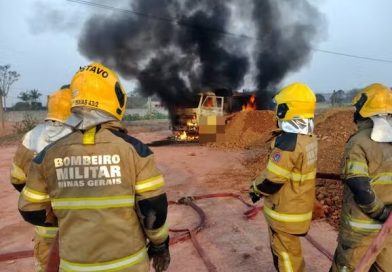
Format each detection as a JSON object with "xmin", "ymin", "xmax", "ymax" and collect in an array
[
  {"xmin": 66, "ymin": 0, "xmax": 392, "ymax": 64},
  {"xmin": 314, "ymin": 48, "xmax": 392, "ymax": 64},
  {"xmin": 66, "ymin": 0, "xmax": 253, "ymax": 40}
]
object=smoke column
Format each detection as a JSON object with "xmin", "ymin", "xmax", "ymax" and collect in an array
[{"xmin": 77, "ymin": 0, "xmax": 325, "ymax": 109}]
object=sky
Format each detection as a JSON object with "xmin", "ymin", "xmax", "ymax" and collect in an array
[{"xmin": 0, "ymin": 0, "xmax": 392, "ymax": 106}]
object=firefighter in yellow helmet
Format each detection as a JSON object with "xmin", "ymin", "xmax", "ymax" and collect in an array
[
  {"xmin": 10, "ymin": 85, "xmax": 73, "ymax": 272},
  {"xmin": 330, "ymin": 83, "xmax": 392, "ymax": 272},
  {"xmin": 249, "ymin": 82, "xmax": 317, "ymax": 272},
  {"xmin": 18, "ymin": 63, "xmax": 170, "ymax": 272}
]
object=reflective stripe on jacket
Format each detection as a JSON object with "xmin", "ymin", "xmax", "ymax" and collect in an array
[
  {"xmin": 59, "ymin": 247, "xmax": 147, "ymax": 272},
  {"xmin": 35, "ymin": 226, "xmax": 58, "ymax": 238}
]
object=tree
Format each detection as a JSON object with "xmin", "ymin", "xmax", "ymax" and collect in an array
[
  {"xmin": 29, "ymin": 89, "xmax": 42, "ymax": 110},
  {"xmin": 17, "ymin": 91, "xmax": 31, "ymax": 103},
  {"xmin": 16, "ymin": 89, "xmax": 43, "ymax": 110},
  {"xmin": 29, "ymin": 89, "xmax": 42, "ymax": 103},
  {"xmin": 0, "ymin": 65, "xmax": 20, "ymax": 128},
  {"xmin": 330, "ymin": 89, "xmax": 345, "ymax": 106},
  {"xmin": 316, "ymin": 93, "xmax": 326, "ymax": 103},
  {"xmin": 13, "ymin": 102, "xmax": 31, "ymax": 111}
]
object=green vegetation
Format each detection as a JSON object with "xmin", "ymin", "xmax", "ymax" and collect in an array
[
  {"xmin": 316, "ymin": 93, "xmax": 326, "ymax": 103},
  {"xmin": 123, "ymin": 110, "xmax": 168, "ymax": 121},
  {"xmin": 15, "ymin": 89, "xmax": 43, "ymax": 110}
]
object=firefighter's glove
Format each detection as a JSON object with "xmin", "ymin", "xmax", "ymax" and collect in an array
[
  {"xmin": 375, "ymin": 205, "xmax": 392, "ymax": 222},
  {"xmin": 249, "ymin": 185, "xmax": 262, "ymax": 203},
  {"xmin": 361, "ymin": 198, "xmax": 392, "ymax": 223},
  {"xmin": 148, "ymin": 237, "xmax": 170, "ymax": 272}
]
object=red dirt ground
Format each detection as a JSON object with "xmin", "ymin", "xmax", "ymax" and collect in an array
[{"xmin": 0, "ymin": 126, "xmax": 337, "ymax": 272}]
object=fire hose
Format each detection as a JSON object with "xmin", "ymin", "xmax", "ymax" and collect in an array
[
  {"xmin": 168, "ymin": 193, "xmax": 261, "ymax": 272},
  {"xmin": 0, "ymin": 250, "xmax": 33, "ymax": 262},
  {"xmin": 0, "ymin": 171, "xmax": 351, "ymax": 270},
  {"xmin": 0, "ymin": 192, "xmax": 332, "ymax": 271},
  {"xmin": 168, "ymin": 192, "xmax": 334, "ymax": 272}
]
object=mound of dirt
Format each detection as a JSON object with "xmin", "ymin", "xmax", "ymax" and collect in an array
[
  {"xmin": 315, "ymin": 107, "xmax": 356, "ymax": 173},
  {"xmin": 314, "ymin": 107, "xmax": 356, "ymax": 229},
  {"xmin": 213, "ymin": 110, "xmax": 277, "ymax": 149},
  {"xmin": 316, "ymin": 179, "xmax": 343, "ymax": 229}
]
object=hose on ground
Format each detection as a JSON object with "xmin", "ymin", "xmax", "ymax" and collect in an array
[
  {"xmin": 0, "ymin": 250, "xmax": 33, "ymax": 262},
  {"xmin": 0, "ymin": 190, "xmax": 335, "ymax": 271},
  {"xmin": 168, "ymin": 192, "xmax": 334, "ymax": 271}
]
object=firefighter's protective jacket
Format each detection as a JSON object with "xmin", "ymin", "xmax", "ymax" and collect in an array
[
  {"xmin": 339, "ymin": 120, "xmax": 392, "ymax": 240},
  {"xmin": 11, "ymin": 123, "xmax": 72, "ymax": 239},
  {"xmin": 19, "ymin": 121, "xmax": 169, "ymax": 272},
  {"xmin": 253, "ymin": 132, "xmax": 318, "ymax": 234},
  {"xmin": 11, "ymin": 141, "xmax": 35, "ymax": 192}
]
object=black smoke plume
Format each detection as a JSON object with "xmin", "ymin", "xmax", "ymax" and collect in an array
[{"xmin": 77, "ymin": 0, "xmax": 324, "ymax": 110}]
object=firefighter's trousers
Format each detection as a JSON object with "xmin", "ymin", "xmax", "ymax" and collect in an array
[
  {"xmin": 268, "ymin": 227, "xmax": 305, "ymax": 272},
  {"xmin": 33, "ymin": 228, "xmax": 57, "ymax": 272},
  {"xmin": 330, "ymin": 232, "xmax": 392, "ymax": 272}
]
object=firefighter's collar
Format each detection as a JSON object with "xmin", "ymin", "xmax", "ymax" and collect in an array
[
  {"xmin": 65, "ymin": 109, "xmax": 116, "ymax": 130},
  {"xmin": 370, "ymin": 115, "xmax": 392, "ymax": 142}
]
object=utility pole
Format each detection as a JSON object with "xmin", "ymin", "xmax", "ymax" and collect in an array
[{"xmin": 147, "ymin": 96, "xmax": 152, "ymax": 115}]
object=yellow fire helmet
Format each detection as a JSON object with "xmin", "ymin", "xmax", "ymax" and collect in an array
[
  {"xmin": 353, "ymin": 83, "xmax": 392, "ymax": 118},
  {"xmin": 274, "ymin": 82, "xmax": 316, "ymax": 120},
  {"xmin": 46, "ymin": 85, "xmax": 72, "ymax": 123},
  {"xmin": 70, "ymin": 63, "xmax": 127, "ymax": 120}
]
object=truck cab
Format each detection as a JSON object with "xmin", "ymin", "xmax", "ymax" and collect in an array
[{"xmin": 173, "ymin": 92, "xmax": 225, "ymax": 141}]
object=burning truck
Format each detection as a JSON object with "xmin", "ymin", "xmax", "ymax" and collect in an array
[{"xmin": 172, "ymin": 91, "xmax": 257, "ymax": 143}]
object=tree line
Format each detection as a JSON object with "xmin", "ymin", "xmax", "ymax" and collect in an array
[
  {"xmin": 316, "ymin": 89, "xmax": 361, "ymax": 106},
  {"xmin": 0, "ymin": 63, "xmax": 373, "ymax": 130}
]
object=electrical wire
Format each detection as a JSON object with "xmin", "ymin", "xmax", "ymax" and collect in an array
[{"xmin": 65, "ymin": 0, "xmax": 392, "ymax": 64}]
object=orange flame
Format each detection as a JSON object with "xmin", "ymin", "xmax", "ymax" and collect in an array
[
  {"xmin": 175, "ymin": 130, "xmax": 199, "ymax": 142},
  {"xmin": 178, "ymin": 131, "xmax": 187, "ymax": 141},
  {"xmin": 242, "ymin": 95, "xmax": 256, "ymax": 111},
  {"xmin": 205, "ymin": 97, "xmax": 214, "ymax": 107}
]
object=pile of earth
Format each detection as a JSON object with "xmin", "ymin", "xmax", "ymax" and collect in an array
[
  {"xmin": 211, "ymin": 110, "xmax": 277, "ymax": 149},
  {"xmin": 314, "ymin": 108, "xmax": 356, "ymax": 229},
  {"xmin": 316, "ymin": 179, "xmax": 343, "ymax": 228},
  {"xmin": 314, "ymin": 108, "xmax": 356, "ymax": 173}
]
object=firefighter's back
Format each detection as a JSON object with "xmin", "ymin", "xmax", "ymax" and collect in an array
[{"xmin": 39, "ymin": 125, "xmax": 150, "ymax": 271}]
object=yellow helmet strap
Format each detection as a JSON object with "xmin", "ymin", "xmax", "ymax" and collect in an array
[{"xmin": 277, "ymin": 103, "xmax": 289, "ymax": 119}]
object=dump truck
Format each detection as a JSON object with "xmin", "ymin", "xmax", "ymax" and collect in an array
[{"xmin": 172, "ymin": 92, "xmax": 227, "ymax": 143}]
